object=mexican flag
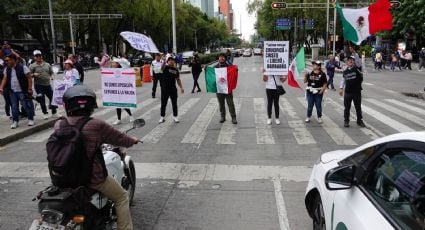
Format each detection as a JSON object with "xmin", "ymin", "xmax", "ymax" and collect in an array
[
  {"xmin": 337, "ymin": 0, "xmax": 393, "ymax": 45},
  {"xmin": 287, "ymin": 47, "xmax": 305, "ymax": 89},
  {"xmin": 205, "ymin": 65, "xmax": 238, "ymax": 94}
]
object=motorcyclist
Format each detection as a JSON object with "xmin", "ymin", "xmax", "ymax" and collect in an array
[{"xmin": 53, "ymin": 85, "xmax": 138, "ymax": 230}]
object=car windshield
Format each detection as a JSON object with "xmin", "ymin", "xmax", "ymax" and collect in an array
[{"xmin": 365, "ymin": 149, "xmax": 425, "ymax": 229}]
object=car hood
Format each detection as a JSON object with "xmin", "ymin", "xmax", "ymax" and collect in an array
[{"xmin": 321, "ymin": 149, "xmax": 353, "ymax": 164}]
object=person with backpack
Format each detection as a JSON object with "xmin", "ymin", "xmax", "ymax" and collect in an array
[{"xmin": 50, "ymin": 85, "xmax": 139, "ymax": 230}]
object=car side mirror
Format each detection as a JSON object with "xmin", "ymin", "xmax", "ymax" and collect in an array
[{"xmin": 325, "ymin": 165, "xmax": 356, "ymax": 190}]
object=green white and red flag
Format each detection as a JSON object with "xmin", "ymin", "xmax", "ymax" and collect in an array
[
  {"xmin": 287, "ymin": 47, "xmax": 305, "ymax": 89},
  {"xmin": 205, "ymin": 65, "xmax": 238, "ymax": 94}
]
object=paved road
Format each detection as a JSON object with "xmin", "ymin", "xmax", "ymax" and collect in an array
[{"xmin": 0, "ymin": 57, "xmax": 424, "ymax": 230}]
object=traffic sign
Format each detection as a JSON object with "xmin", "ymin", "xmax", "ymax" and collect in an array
[
  {"xmin": 271, "ymin": 2, "xmax": 287, "ymax": 9},
  {"xmin": 276, "ymin": 18, "xmax": 291, "ymax": 30},
  {"xmin": 299, "ymin": 18, "xmax": 314, "ymax": 30},
  {"xmin": 389, "ymin": 0, "xmax": 401, "ymax": 9}
]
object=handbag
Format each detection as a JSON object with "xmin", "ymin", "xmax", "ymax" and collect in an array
[{"xmin": 272, "ymin": 76, "xmax": 286, "ymax": 95}]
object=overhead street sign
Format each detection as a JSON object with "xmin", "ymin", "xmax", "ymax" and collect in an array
[{"xmin": 271, "ymin": 2, "xmax": 287, "ymax": 9}]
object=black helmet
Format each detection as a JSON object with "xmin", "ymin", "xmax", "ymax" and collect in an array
[{"xmin": 63, "ymin": 85, "xmax": 97, "ymax": 116}]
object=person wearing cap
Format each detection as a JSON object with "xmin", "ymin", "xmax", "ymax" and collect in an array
[
  {"xmin": 29, "ymin": 50, "xmax": 58, "ymax": 119},
  {"xmin": 0, "ymin": 53, "xmax": 35, "ymax": 128},
  {"xmin": 110, "ymin": 58, "xmax": 134, "ymax": 125},
  {"xmin": 419, "ymin": 47, "xmax": 425, "ymax": 71},
  {"xmin": 158, "ymin": 56, "xmax": 184, "ymax": 123},
  {"xmin": 339, "ymin": 55, "xmax": 365, "ymax": 128},
  {"xmin": 150, "ymin": 53, "xmax": 163, "ymax": 98},
  {"xmin": 63, "ymin": 59, "xmax": 80, "ymax": 86},
  {"xmin": 68, "ymin": 54, "xmax": 85, "ymax": 83},
  {"xmin": 304, "ymin": 60, "xmax": 327, "ymax": 124},
  {"xmin": 214, "ymin": 53, "xmax": 237, "ymax": 124},
  {"xmin": 0, "ymin": 59, "xmax": 12, "ymax": 119}
]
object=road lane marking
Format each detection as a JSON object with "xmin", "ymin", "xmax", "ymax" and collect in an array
[
  {"xmin": 141, "ymin": 98, "xmax": 200, "ymax": 143},
  {"xmin": 385, "ymin": 99, "xmax": 425, "ymax": 114},
  {"xmin": 406, "ymin": 99, "xmax": 425, "ymax": 108},
  {"xmin": 366, "ymin": 98, "xmax": 425, "ymax": 128},
  {"xmin": 273, "ymin": 179, "xmax": 291, "ymax": 230},
  {"xmin": 361, "ymin": 103, "xmax": 415, "ymax": 133},
  {"xmin": 0, "ymin": 162, "xmax": 311, "ymax": 182},
  {"xmin": 254, "ymin": 98, "xmax": 275, "ymax": 144},
  {"xmin": 279, "ymin": 98, "xmax": 316, "ymax": 144},
  {"xmin": 297, "ymin": 97, "xmax": 357, "ymax": 145},
  {"xmin": 105, "ymin": 98, "xmax": 156, "ymax": 124},
  {"xmin": 217, "ymin": 98, "xmax": 242, "ymax": 144},
  {"xmin": 181, "ymin": 98, "xmax": 218, "ymax": 144}
]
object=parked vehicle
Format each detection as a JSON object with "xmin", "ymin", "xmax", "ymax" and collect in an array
[
  {"xmin": 129, "ymin": 52, "xmax": 153, "ymax": 67},
  {"xmin": 182, "ymin": 51, "xmax": 194, "ymax": 64},
  {"xmin": 253, "ymin": 48, "xmax": 262, "ymax": 56},
  {"xmin": 243, "ymin": 49, "xmax": 252, "ymax": 57},
  {"xmin": 305, "ymin": 131, "xmax": 425, "ymax": 230},
  {"xmin": 29, "ymin": 119, "xmax": 145, "ymax": 230}
]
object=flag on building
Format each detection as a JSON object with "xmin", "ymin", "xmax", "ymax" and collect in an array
[
  {"xmin": 336, "ymin": 0, "xmax": 393, "ymax": 45},
  {"xmin": 287, "ymin": 47, "xmax": 305, "ymax": 89},
  {"xmin": 205, "ymin": 65, "xmax": 238, "ymax": 94}
]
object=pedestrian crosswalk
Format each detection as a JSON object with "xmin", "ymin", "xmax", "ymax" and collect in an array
[{"xmin": 20, "ymin": 94, "xmax": 425, "ymax": 147}]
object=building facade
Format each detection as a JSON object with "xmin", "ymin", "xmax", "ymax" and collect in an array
[{"xmin": 218, "ymin": 0, "xmax": 233, "ymax": 31}]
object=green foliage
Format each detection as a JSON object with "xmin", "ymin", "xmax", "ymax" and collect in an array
[
  {"xmin": 358, "ymin": 45, "xmax": 372, "ymax": 57},
  {"xmin": 390, "ymin": 0, "xmax": 425, "ymax": 46},
  {"xmin": 198, "ymin": 53, "xmax": 220, "ymax": 64}
]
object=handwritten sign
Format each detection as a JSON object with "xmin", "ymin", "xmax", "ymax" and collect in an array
[
  {"xmin": 263, "ymin": 41, "xmax": 289, "ymax": 75},
  {"xmin": 51, "ymin": 80, "xmax": 73, "ymax": 107},
  {"xmin": 101, "ymin": 68, "xmax": 137, "ymax": 108},
  {"xmin": 120, "ymin": 31, "xmax": 159, "ymax": 53}
]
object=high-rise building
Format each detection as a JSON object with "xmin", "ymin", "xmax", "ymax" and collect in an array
[
  {"xmin": 185, "ymin": 0, "xmax": 215, "ymax": 18},
  {"xmin": 218, "ymin": 0, "xmax": 234, "ymax": 31}
]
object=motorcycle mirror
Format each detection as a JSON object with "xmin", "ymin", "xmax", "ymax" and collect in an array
[{"xmin": 133, "ymin": 119, "xmax": 145, "ymax": 128}]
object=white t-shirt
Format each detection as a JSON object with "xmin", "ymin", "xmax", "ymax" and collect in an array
[
  {"xmin": 3, "ymin": 65, "xmax": 30, "ymax": 92},
  {"xmin": 265, "ymin": 75, "xmax": 282, "ymax": 89},
  {"xmin": 63, "ymin": 68, "xmax": 80, "ymax": 86}
]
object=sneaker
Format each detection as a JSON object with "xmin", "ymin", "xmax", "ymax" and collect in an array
[
  {"xmin": 357, "ymin": 120, "xmax": 366, "ymax": 127},
  {"xmin": 317, "ymin": 117, "xmax": 323, "ymax": 124},
  {"xmin": 28, "ymin": 120, "xmax": 34, "ymax": 126},
  {"xmin": 129, "ymin": 116, "xmax": 135, "ymax": 123},
  {"xmin": 158, "ymin": 117, "xmax": 165, "ymax": 123},
  {"xmin": 275, "ymin": 119, "xmax": 281, "ymax": 125},
  {"xmin": 266, "ymin": 119, "xmax": 272, "ymax": 125},
  {"xmin": 231, "ymin": 117, "xmax": 237, "ymax": 124},
  {"xmin": 344, "ymin": 121, "xmax": 350, "ymax": 128},
  {"xmin": 43, "ymin": 114, "xmax": 49, "ymax": 120},
  {"xmin": 219, "ymin": 117, "xmax": 226, "ymax": 123},
  {"xmin": 112, "ymin": 120, "xmax": 121, "ymax": 125},
  {"xmin": 173, "ymin": 116, "xmax": 180, "ymax": 123},
  {"xmin": 10, "ymin": 121, "xmax": 18, "ymax": 129},
  {"xmin": 305, "ymin": 117, "xmax": 311, "ymax": 123}
]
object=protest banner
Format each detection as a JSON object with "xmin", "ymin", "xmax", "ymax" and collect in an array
[
  {"xmin": 51, "ymin": 80, "xmax": 73, "ymax": 107},
  {"xmin": 263, "ymin": 41, "xmax": 289, "ymax": 75},
  {"xmin": 102, "ymin": 68, "xmax": 137, "ymax": 108},
  {"xmin": 120, "ymin": 31, "xmax": 159, "ymax": 53}
]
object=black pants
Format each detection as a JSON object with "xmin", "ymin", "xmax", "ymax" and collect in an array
[
  {"xmin": 116, "ymin": 108, "xmax": 132, "ymax": 120},
  {"xmin": 266, "ymin": 89, "xmax": 279, "ymax": 119},
  {"xmin": 344, "ymin": 92, "xmax": 362, "ymax": 122},
  {"xmin": 161, "ymin": 89, "xmax": 178, "ymax": 117},
  {"xmin": 192, "ymin": 72, "xmax": 201, "ymax": 92},
  {"xmin": 216, "ymin": 93, "xmax": 236, "ymax": 118},
  {"xmin": 405, "ymin": 60, "xmax": 412, "ymax": 70},
  {"xmin": 152, "ymin": 75, "xmax": 160, "ymax": 95},
  {"xmin": 34, "ymin": 84, "xmax": 57, "ymax": 115},
  {"xmin": 2, "ymin": 88, "xmax": 11, "ymax": 116}
]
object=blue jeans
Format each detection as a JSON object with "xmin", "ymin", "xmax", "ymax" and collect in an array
[
  {"xmin": 10, "ymin": 91, "xmax": 34, "ymax": 122},
  {"xmin": 306, "ymin": 92, "xmax": 323, "ymax": 118}
]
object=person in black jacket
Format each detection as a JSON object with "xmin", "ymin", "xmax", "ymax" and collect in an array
[
  {"xmin": 189, "ymin": 54, "xmax": 202, "ymax": 93},
  {"xmin": 339, "ymin": 56, "xmax": 365, "ymax": 128}
]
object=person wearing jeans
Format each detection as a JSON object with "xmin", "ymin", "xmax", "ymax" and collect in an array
[
  {"xmin": 0, "ymin": 54, "xmax": 35, "ymax": 128},
  {"xmin": 304, "ymin": 60, "xmax": 327, "ymax": 124},
  {"xmin": 0, "ymin": 60, "xmax": 11, "ymax": 118},
  {"xmin": 263, "ymin": 74, "xmax": 287, "ymax": 125}
]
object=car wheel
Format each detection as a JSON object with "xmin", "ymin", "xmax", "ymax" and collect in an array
[{"xmin": 312, "ymin": 195, "xmax": 326, "ymax": 230}]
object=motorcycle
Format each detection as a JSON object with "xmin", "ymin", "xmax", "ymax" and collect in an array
[{"xmin": 29, "ymin": 119, "xmax": 145, "ymax": 230}]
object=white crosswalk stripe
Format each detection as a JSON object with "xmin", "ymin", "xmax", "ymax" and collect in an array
[
  {"xmin": 361, "ymin": 103, "xmax": 415, "ymax": 133},
  {"xmin": 182, "ymin": 98, "xmax": 218, "ymax": 144},
  {"xmin": 254, "ymin": 98, "xmax": 275, "ymax": 144},
  {"xmin": 217, "ymin": 98, "xmax": 242, "ymax": 144},
  {"xmin": 385, "ymin": 99, "xmax": 425, "ymax": 114},
  {"xmin": 406, "ymin": 99, "xmax": 425, "ymax": 108},
  {"xmin": 298, "ymin": 97, "xmax": 357, "ymax": 145}
]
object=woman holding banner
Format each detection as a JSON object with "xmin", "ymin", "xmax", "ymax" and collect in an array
[{"xmin": 111, "ymin": 58, "xmax": 134, "ymax": 125}]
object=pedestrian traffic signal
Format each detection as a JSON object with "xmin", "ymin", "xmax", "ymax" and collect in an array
[
  {"xmin": 389, "ymin": 0, "xmax": 401, "ymax": 8},
  {"xmin": 271, "ymin": 2, "xmax": 287, "ymax": 9}
]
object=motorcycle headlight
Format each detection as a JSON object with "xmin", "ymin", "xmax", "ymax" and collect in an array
[{"xmin": 41, "ymin": 209, "xmax": 64, "ymax": 225}]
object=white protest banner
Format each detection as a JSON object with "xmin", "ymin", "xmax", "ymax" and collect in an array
[
  {"xmin": 102, "ymin": 68, "xmax": 137, "ymax": 108},
  {"xmin": 120, "ymin": 31, "xmax": 160, "ymax": 53},
  {"xmin": 51, "ymin": 80, "xmax": 73, "ymax": 107},
  {"xmin": 264, "ymin": 41, "xmax": 289, "ymax": 75}
]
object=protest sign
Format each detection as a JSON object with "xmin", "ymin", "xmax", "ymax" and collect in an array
[
  {"xmin": 51, "ymin": 80, "xmax": 73, "ymax": 107},
  {"xmin": 120, "ymin": 31, "xmax": 159, "ymax": 53},
  {"xmin": 263, "ymin": 41, "xmax": 289, "ymax": 75},
  {"xmin": 102, "ymin": 68, "xmax": 137, "ymax": 108}
]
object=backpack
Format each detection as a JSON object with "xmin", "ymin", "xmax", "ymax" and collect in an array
[{"xmin": 46, "ymin": 117, "xmax": 93, "ymax": 188}]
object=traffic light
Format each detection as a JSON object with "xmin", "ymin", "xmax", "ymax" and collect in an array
[
  {"xmin": 271, "ymin": 2, "xmax": 287, "ymax": 9},
  {"xmin": 389, "ymin": 0, "xmax": 401, "ymax": 9}
]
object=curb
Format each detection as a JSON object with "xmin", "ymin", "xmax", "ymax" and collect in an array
[{"xmin": 0, "ymin": 119, "xmax": 58, "ymax": 146}]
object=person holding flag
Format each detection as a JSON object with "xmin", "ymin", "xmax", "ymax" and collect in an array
[
  {"xmin": 205, "ymin": 53, "xmax": 238, "ymax": 124},
  {"xmin": 304, "ymin": 61, "xmax": 327, "ymax": 124}
]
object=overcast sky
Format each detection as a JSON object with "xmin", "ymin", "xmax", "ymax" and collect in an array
[{"xmin": 231, "ymin": 0, "xmax": 257, "ymax": 41}]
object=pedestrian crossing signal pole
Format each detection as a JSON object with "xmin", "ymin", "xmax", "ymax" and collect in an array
[{"xmin": 172, "ymin": 0, "xmax": 177, "ymax": 54}]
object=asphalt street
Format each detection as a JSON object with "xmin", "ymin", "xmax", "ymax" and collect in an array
[{"xmin": 0, "ymin": 56, "xmax": 424, "ymax": 230}]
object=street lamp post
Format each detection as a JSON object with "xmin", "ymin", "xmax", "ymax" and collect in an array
[
  {"xmin": 48, "ymin": 0, "xmax": 57, "ymax": 63},
  {"xmin": 171, "ymin": 0, "xmax": 177, "ymax": 54}
]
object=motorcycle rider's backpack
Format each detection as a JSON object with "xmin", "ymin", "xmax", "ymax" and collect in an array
[{"xmin": 46, "ymin": 117, "xmax": 93, "ymax": 188}]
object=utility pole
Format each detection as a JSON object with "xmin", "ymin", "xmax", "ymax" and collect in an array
[
  {"xmin": 48, "ymin": 0, "xmax": 57, "ymax": 63},
  {"xmin": 171, "ymin": 0, "xmax": 177, "ymax": 54},
  {"xmin": 325, "ymin": 0, "xmax": 330, "ymax": 57},
  {"xmin": 333, "ymin": 5, "xmax": 337, "ymax": 56},
  {"xmin": 68, "ymin": 13, "xmax": 75, "ymax": 55}
]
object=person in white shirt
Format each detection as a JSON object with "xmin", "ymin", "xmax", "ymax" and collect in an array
[
  {"xmin": 150, "ymin": 53, "xmax": 163, "ymax": 98},
  {"xmin": 63, "ymin": 59, "xmax": 80, "ymax": 86},
  {"xmin": 263, "ymin": 73, "xmax": 287, "ymax": 125}
]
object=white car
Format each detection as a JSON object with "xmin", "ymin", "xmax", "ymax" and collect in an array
[
  {"xmin": 305, "ymin": 132, "xmax": 425, "ymax": 230},
  {"xmin": 253, "ymin": 48, "xmax": 262, "ymax": 56},
  {"xmin": 243, "ymin": 49, "xmax": 252, "ymax": 57}
]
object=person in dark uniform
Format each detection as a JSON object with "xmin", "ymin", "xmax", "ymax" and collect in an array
[
  {"xmin": 158, "ymin": 57, "xmax": 184, "ymax": 123},
  {"xmin": 339, "ymin": 56, "xmax": 366, "ymax": 128}
]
